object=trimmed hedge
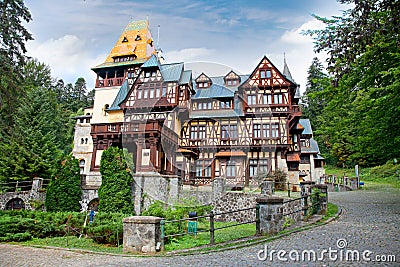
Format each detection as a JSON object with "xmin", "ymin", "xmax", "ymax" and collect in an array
[{"xmin": 0, "ymin": 210, "xmax": 129, "ymax": 246}]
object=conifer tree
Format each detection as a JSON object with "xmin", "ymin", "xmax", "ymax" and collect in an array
[
  {"xmin": 45, "ymin": 154, "xmax": 82, "ymax": 212},
  {"xmin": 98, "ymin": 147, "xmax": 134, "ymax": 214}
]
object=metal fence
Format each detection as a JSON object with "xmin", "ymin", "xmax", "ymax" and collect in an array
[{"xmin": 161, "ymin": 205, "xmax": 257, "ymax": 246}]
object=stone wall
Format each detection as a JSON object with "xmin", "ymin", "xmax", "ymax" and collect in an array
[
  {"xmin": 213, "ymin": 192, "xmax": 257, "ymax": 223},
  {"xmin": 132, "ymin": 174, "xmax": 181, "ymax": 215},
  {"xmin": 282, "ymin": 198, "xmax": 303, "ymax": 223},
  {"xmin": 0, "ymin": 178, "xmax": 46, "ymax": 210}
]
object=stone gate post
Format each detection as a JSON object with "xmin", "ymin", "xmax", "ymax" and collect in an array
[
  {"xmin": 256, "ymin": 196, "xmax": 284, "ymax": 235},
  {"xmin": 122, "ymin": 216, "xmax": 162, "ymax": 253},
  {"xmin": 260, "ymin": 178, "xmax": 274, "ymax": 196}
]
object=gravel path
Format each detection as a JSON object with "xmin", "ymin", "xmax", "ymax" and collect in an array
[{"xmin": 1, "ymin": 184, "xmax": 399, "ymax": 266}]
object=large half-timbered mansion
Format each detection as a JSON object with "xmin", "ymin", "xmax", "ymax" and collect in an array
[{"xmin": 72, "ymin": 20, "xmax": 324, "ymax": 204}]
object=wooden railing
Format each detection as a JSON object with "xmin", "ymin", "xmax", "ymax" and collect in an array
[{"xmin": 96, "ymin": 77, "xmax": 125, "ymax": 88}]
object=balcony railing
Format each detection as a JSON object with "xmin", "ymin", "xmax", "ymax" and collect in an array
[{"xmin": 96, "ymin": 77, "xmax": 125, "ymax": 88}]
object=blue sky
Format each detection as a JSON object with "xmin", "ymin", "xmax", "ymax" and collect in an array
[{"xmin": 24, "ymin": 0, "xmax": 349, "ymax": 93}]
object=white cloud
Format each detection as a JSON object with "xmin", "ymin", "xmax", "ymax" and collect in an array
[
  {"xmin": 280, "ymin": 18, "xmax": 325, "ymax": 44},
  {"xmin": 164, "ymin": 48, "xmax": 215, "ymax": 63},
  {"xmin": 26, "ymin": 35, "xmax": 105, "ymax": 87}
]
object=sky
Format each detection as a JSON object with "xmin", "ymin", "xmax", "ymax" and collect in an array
[{"xmin": 24, "ymin": 0, "xmax": 350, "ymax": 94}]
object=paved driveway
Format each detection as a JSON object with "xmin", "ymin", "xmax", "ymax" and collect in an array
[{"xmin": 1, "ymin": 184, "xmax": 399, "ymax": 266}]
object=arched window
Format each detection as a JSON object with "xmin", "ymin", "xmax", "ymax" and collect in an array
[
  {"xmin": 81, "ymin": 138, "xmax": 84, "ymax": 144},
  {"xmin": 85, "ymin": 138, "xmax": 88, "ymax": 144}
]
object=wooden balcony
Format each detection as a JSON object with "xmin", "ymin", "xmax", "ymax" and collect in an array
[{"xmin": 96, "ymin": 77, "xmax": 125, "ymax": 88}]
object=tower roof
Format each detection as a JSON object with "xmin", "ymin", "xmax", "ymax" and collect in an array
[
  {"xmin": 92, "ymin": 20, "xmax": 155, "ymax": 70},
  {"xmin": 283, "ymin": 55, "xmax": 294, "ymax": 82}
]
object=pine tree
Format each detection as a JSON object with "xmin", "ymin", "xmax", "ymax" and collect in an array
[
  {"xmin": 45, "ymin": 154, "xmax": 82, "ymax": 212},
  {"xmin": 0, "ymin": 0, "xmax": 33, "ymax": 136},
  {"xmin": 98, "ymin": 147, "xmax": 134, "ymax": 214}
]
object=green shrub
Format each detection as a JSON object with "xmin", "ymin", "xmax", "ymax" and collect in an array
[
  {"xmin": 98, "ymin": 147, "xmax": 134, "ymax": 214},
  {"xmin": 45, "ymin": 154, "xmax": 82, "ymax": 212},
  {"xmin": 0, "ymin": 210, "xmax": 128, "ymax": 246}
]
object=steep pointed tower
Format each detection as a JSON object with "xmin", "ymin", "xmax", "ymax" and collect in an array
[{"xmin": 88, "ymin": 20, "xmax": 156, "ymax": 176}]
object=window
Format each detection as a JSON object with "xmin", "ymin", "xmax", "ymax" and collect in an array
[
  {"xmin": 247, "ymin": 95, "xmax": 257, "ymax": 105},
  {"xmin": 137, "ymin": 89, "xmax": 142, "ymax": 99},
  {"xmin": 272, "ymin": 124, "xmax": 279, "ymax": 138},
  {"xmin": 162, "ymin": 86, "xmax": 167, "ymax": 97},
  {"xmin": 250, "ymin": 159, "xmax": 269, "ymax": 176},
  {"xmin": 300, "ymin": 155, "xmax": 310, "ymax": 164},
  {"xmin": 79, "ymin": 159, "xmax": 85, "ymax": 174},
  {"xmin": 81, "ymin": 138, "xmax": 84, "ymax": 144},
  {"xmin": 135, "ymin": 35, "xmax": 141, "ymax": 41},
  {"xmin": 198, "ymin": 126, "xmax": 206, "ymax": 139},
  {"xmin": 108, "ymin": 125, "xmax": 117, "ymax": 132},
  {"xmin": 198, "ymin": 102, "xmax": 212, "ymax": 110},
  {"xmin": 253, "ymin": 124, "xmax": 261, "ymax": 138},
  {"xmin": 288, "ymin": 162, "xmax": 299, "ymax": 171},
  {"xmin": 149, "ymin": 88, "xmax": 154, "ymax": 98},
  {"xmin": 274, "ymin": 94, "xmax": 282, "ymax": 104},
  {"xmin": 190, "ymin": 126, "xmax": 198, "ymax": 139},
  {"xmin": 221, "ymin": 124, "xmax": 237, "ymax": 139},
  {"xmin": 85, "ymin": 138, "xmax": 88, "ymax": 144},
  {"xmin": 260, "ymin": 69, "xmax": 272, "ymax": 79},
  {"xmin": 263, "ymin": 94, "xmax": 272, "ymax": 105},
  {"xmin": 226, "ymin": 161, "xmax": 236, "ymax": 178},
  {"xmin": 196, "ymin": 160, "xmax": 212, "ymax": 178},
  {"xmin": 262, "ymin": 124, "xmax": 270, "ymax": 138},
  {"xmin": 143, "ymin": 89, "xmax": 148, "ymax": 98},
  {"xmin": 220, "ymin": 100, "xmax": 231, "ymax": 109},
  {"xmin": 226, "ymin": 80, "xmax": 237, "ymax": 86}
]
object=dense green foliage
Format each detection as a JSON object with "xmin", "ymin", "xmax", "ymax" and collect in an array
[
  {"xmin": 0, "ymin": 210, "xmax": 126, "ymax": 246},
  {"xmin": 0, "ymin": 0, "xmax": 33, "ymax": 136},
  {"xmin": 142, "ymin": 200, "xmax": 212, "ymax": 242},
  {"xmin": 45, "ymin": 154, "xmax": 82, "ymax": 212},
  {"xmin": 303, "ymin": 0, "xmax": 400, "ymax": 167},
  {"xmin": 98, "ymin": 147, "xmax": 134, "ymax": 214},
  {"xmin": 0, "ymin": 0, "xmax": 93, "ymax": 184}
]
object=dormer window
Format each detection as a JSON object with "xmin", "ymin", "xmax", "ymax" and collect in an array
[
  {"xmin": 197, "ymin": 82, "xmax": 209, "ymax": 88},
  {"xmin": 145, "ymin": 71, "xmax": 157, "ymax": 78},
  {"xmin": 226, "ymin": 80, "xmax": 238, "ymax": 86},
  {"xmin": 224, "ymin": 70, "xmax": 241, "ymax": 86},
  {"xmin": 195, "ymin": 73, "xmax": 212, "ymax": 89},
  {"xmin": 122, "ymin": 36, "xmax": 128, "ymax": 43},
  {"xmin": 260, "ymin": 69, "xmax": 272, "ymax": 79},
  {"xmin": 135, "ymin": 35, "xmax": 141, "ymax": 41}
]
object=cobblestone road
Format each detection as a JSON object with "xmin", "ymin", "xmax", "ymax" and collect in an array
[{"xmin": 1, "ymin": 184, "xmax": 399, "ymax": 266}]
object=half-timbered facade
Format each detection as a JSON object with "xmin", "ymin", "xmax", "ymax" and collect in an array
[
  {"xmin": 72, "ymin": 20, "xmax": 324, "ymax": 194},
  {"xmin": 179, "ymin": 56, "xmax": 303, "ymax": 188}
]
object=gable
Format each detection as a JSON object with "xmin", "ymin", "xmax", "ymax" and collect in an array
[
  {"xmin": 241, "ymin": 56, "xmax": 295, "ymax": 88},
  {"xmin": 195, "ymin": 73, "xmax": 212, "ymax": 83}
]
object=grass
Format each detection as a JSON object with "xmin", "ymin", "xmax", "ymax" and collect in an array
[
  {"xmin": 324, "ymin": 163, "xmax": 400, "ymax": 189},
  {"xmin": 165, "ymin": 221, "xmax": 255, "ymax": 251},
  {"xmin": 17, "ymin": 236, "xmax": 123, "ymax": 254},
  {"xmin": 6, "ymin": 203, "xmax": 340, "ymax": 254}
]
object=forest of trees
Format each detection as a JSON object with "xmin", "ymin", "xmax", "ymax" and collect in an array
[
  {"xmin": 0, "ymin": 0, "xmax": 398, "ymax": 186},
  {"xmin": 302, "ymin": 0, "xmax": 399, "ymax": 167},
  {"xmin": 0, "ymin": 1, "xmax": 94, "ymax": 185}
]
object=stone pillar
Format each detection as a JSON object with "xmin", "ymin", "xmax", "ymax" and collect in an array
[
  {"xmin": 168, "ymin": 176, "xmax": 181, "ymax": 203},
  {"xmin": 349, "ymin": 178, "xmax": 358, "ymax": 190},
  {"xmin": 300, "ymin": 181, "xmax": 315, "ymax": 197},
  {"xmin": 212, "ymin": 178, "xmax": 226, "ymax": 201},
  {"xmin": 123, "ymin": 216, "xmax": 162, "ymax": 253},
  {"xmin": 312, "ymin": 184, "xmax": 328, "ymax": 215},
  {"xmin": 256, "ymin": 196, "xmax": 284, "ymax": 235},
  {"xmin": 260, "ymin": 178, "xmax": 274, "ymax": 196},
  {"xmin": 31, "ymin": 177, "xmax": 43, "ymax": 193}
]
